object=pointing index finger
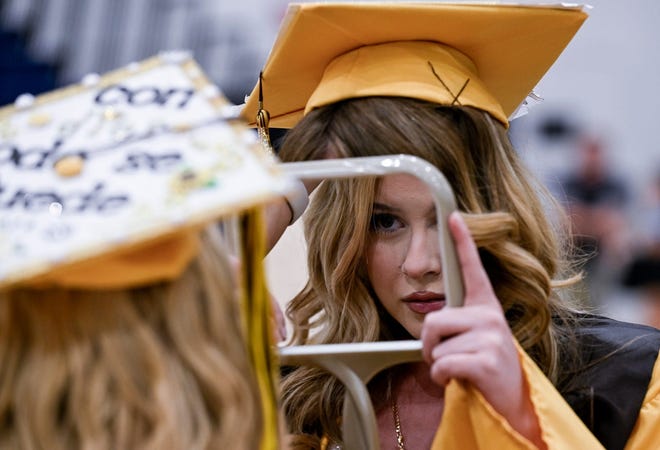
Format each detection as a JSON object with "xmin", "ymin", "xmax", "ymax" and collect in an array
[{"xmin": 448, "ymin": 212, "xmax": 496, "ymax": 306}]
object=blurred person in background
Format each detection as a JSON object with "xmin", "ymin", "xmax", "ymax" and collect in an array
[
  {"xmin": 622, "ymin": 169, "xmax": 660, "ymax": 328},
  {"xmin": 560, "ymin": 134, "xmax": 631, "ymax": 306}
]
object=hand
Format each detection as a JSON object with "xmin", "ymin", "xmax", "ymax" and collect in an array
[{"xmin": 420, "ymin": 212, "xmax": 544, "ymax": 448}]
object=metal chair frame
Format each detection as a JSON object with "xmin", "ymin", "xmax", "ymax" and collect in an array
[{"xmin": 278, "ymin": 155, "xmax": 465, "ymax": 450}]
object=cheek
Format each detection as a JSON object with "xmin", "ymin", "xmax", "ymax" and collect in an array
[{"xmin": 366, "ymin": 241, "xmax": 400, "ymax": 291}]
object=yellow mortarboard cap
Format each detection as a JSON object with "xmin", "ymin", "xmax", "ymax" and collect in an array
[
  {"xmin": 0, "ymin": 53, "xmax": 291, "ymax": 291},
  {"xmin": 241, "ymin": 2, "xmax": 588, "ymax": 128}
]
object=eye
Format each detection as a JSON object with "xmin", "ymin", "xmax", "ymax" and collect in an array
[{"xmin": 370, "ymin": 212, "xmax": 403, "ymax": 234}]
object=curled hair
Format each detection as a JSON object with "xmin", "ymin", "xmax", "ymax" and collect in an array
[
  {"xmin": 0, "ymin": 227, "xmax": 262, "ymax": 450},
  {"xmin": 278, "ymin": 97, "xmax": 582, "ymax": 448}
]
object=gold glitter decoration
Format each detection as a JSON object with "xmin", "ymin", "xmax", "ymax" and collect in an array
[
  {"xmin": 170, "ymin": 168, "xmax": 218, "ymax": 198},
  {"xmin": 173, "ymin": 123, "xmax": 192, "ymax": 133},
  {"xmin": 190, "ymin": 139, "xmax": 243, "ymax": 170},
  {"xmin": 28, "ymin": 113, "xmax": 52, "ymax": 127},
  {"xmin": 103, "ymin": 107, "xmax": 121, "ymax": 121},
  {"xmin": 54, "ymin": 155, "xmax": 84, "ymax": 177}
]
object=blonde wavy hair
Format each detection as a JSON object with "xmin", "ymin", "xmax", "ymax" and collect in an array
[
  {"xmin": 0, "ymin": 227, "xmax": 262, "ymax": 450},
  {"xmin": 277, "ymin": 97, "xmax": 583, "ymax": 448}
]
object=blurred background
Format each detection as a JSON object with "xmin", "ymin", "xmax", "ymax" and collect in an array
[{"xmin": 1, "ymin": 0, "xmax": 658, "ymax": 327}]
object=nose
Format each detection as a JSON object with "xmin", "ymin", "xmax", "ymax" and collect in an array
[{"xmin": 400, "ymin": 227, "xmax": 442, "ymax": 281}]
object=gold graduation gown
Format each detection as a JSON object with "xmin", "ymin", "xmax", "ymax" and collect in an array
[{"xmin": 431, "ymin": 344, "xmax": 660, "ymax": 449}]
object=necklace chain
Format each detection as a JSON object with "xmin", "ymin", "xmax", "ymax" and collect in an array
[{"xmin": 392, "ymin": 401, "xmax": 406, "ymax": 450}]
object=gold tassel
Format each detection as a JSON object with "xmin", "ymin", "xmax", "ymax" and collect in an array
[
  {"xmin": 256, "ymin": 71, "xmax": 274, "ymax": 155},
  {"xmin": 239, "ymin": 207, "xmax": 279, "ymax": 450}
]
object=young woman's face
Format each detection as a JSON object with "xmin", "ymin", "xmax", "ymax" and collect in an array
[{"xmin": 366, "ymin": 174, "xmax": 446, "ymax": 339}]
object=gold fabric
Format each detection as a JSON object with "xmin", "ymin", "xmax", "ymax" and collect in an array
[
  {"xmin": 306, "ymin": 41, "xmax": 507, "ymax": 125},
  {"xmin": 241, "ymin": 2, "xmax": 588, "ymax": 128},
  {"xmin": 22, "ymin": 233, "xmax": 199, "ymax": 290},
  {"xmin": 432, "ymin": 342, "xmax": 660, "ymax": 449},
  {"xmin": 625, "ymin": 355, "xmax": 660, "ymax": 449},
  {"xmin": 239, "ymin": 208, "xmax": 280, "ymax": 450}
]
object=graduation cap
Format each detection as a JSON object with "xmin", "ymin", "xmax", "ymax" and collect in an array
[
  {"xmin": 241, "ymin": 2, "xmax": 588, "ymax": 128},
  {"xmin": 0, "ymin": 52, "xmax": 285, "ymax": 450},
  {"xmin": 0, "ymin": 52, "xmax": 291, "ymax": 290}
]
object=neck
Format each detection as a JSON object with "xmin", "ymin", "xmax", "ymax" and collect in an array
[
  {"xmin": 375, "ymin": 363, "xmax": 445, "ymax": 450},
  {"xmin": 397, "ymin": 362, "xmax": 444, "ymax": 400}
]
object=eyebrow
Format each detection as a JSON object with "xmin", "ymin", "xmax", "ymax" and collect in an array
[
  {"xmin": 372, "ymin": 202, "xmax": 399, "ymax": 212},
  {"xmin": 372, "ymin": 201, "xmax": 437, "ymax": 217}
]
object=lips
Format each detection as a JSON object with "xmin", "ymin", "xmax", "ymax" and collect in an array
[{"xmin": 403, "ymin": 291, "xmax": 446, "ymax": 314}]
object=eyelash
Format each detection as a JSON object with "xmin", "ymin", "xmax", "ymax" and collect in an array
[{"xmin": 370, "ymin": 212, "xmax": 404, "ymax": 234}]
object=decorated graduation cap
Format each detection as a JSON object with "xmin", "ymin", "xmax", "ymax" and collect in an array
[
  {"xmin": 241, "ymin": 2, "xmax": 588, "ymax": 128},
  {"xmin": 0, "ymin": 53, "xmax": 290, "ymax": 289},
  {"xmin": 0, "ymin": 53, "xmax": 284, "ymax": 450}
]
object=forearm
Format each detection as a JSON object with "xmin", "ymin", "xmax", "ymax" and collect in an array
[
  {"xmin": 265, "ymin": 197, "xmax": 295, "ymax": 253},
  {"xmin": 265, "ymin": 178, "xmax": 320, "ymax": 253}
]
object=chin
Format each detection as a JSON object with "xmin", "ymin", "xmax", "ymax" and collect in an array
[{"xmin": 403, "ymin": 325, "xmax": 422, "ymax": 340}]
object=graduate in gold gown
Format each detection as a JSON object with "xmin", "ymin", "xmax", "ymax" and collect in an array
[{"xmin": 243, "ymin": 3, "xmax": 660, "ymax": 449}]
